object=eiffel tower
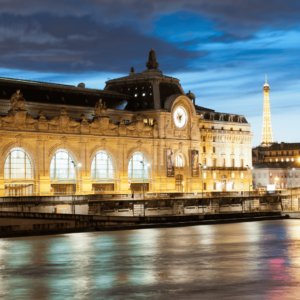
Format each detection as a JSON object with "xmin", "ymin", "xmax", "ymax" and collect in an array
[{"xmin": 260, "ymin": 75, "xmax": 274, "ymax": 146}]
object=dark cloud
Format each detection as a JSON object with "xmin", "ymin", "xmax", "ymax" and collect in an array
[
  {"xmin": 0, "ymin": 13, "xmax": 206, "ymax": 74},
  {"xmin": 1, "ymin": 0, "xmax": 300, "ymax": 31},
  {"xmin": 0, "ymin": 0, "xmax": 299, "ymax": 74}
]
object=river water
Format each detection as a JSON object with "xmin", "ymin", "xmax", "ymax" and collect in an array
[{"xmin": 1, "ymin": 220, "xmax": 300, "ymax": 299}]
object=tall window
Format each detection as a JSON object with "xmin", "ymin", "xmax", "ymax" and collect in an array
[
  {"xmin": 231, "ymin": 159, "xmax": 235, "ymax": 167},
  {"xmin": 213, "ymin": 158, "xmax": 217, "ymax": 167},
  {"xmin": 241, "ymin": 159, "xmax": 244, "ymax": 168},
  {"xmin": 223, "ymin": 158, "xmax": 226, "ymax": 167},
  {"xmin": 91, "ymin": 151, "xmax": 114, "ymax": 179},
  {"xmin": 175, "ymin": 155, "xmax": 184, "ymax": 167},
  {"xmin": 50, "ymin": 150, "xmax": 75, "ymax": 179},
  {"xmin": 213, "ymin": 147, "xmax": 216, "ymax": 153},
  {"xmin": 203, "ymin": 146, "xmax": 206, "ymax": 153},
  {"xmin": 4, "ymin": 148, "xmax": 33, "ymax": 179},
  {"xmin": 128, "ymin": 152, "xmax": 149, "ymax": 179}
]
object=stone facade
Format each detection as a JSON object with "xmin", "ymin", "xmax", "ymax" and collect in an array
[{"xmin": 0, "ymin": 50, "xmax": 253, "ymax": 197}]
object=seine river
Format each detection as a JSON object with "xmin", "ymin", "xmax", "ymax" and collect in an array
[{"xmin": 1, "ymin": 220, "xmax": 300, "ymax": 299}]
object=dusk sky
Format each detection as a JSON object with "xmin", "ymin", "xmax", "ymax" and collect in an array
[{"xmin": 0, "ymin": 0, "xmax": 299, "ymax": 146}]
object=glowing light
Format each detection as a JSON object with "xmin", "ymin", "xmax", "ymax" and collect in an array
[{"xmin": 260, "ymin": 75, "xmax": 274, "ymax": 146}]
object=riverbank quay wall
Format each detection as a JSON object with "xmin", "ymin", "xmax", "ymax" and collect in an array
[
  {"xmin": 0, "ymin": 211, "xmax": 284, "ymax": 238},
  {"xmin": 0, "ymin": 189, "xmax": 299, "ymax": 216}
]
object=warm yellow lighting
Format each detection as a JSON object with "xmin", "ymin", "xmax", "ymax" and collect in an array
[
  {"xmin": 275, "ymin": 176, "xmax": 279, "ymax": 182},
  {"xmin": 260, "ymin": 75, "xmax": 274, "ymax": 146},
  {"xmin": 298, "ymin": 157, "xmax": 300, "ymax": 162}
]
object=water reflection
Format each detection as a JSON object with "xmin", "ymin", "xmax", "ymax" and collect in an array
[{"xmin": 0, "ymin": 220, "xmax": 300, "ymax": 299}]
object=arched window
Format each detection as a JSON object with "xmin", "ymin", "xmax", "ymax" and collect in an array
[
  {"xmin": 128, "ymin": 152, "xmax": 149, "ymax": 179},
  {"xmin": 4, "ymin": 148, "xmax": 33, "ymax": 179},
  {"xmin": 50, "ymin": 150, "xmax": 75, "ymax": 179},
  {"xmin": 91, "ymin": 151, "xmax": 114, "ymax": 179},
  {"xmin": 175, "ymin": 155, "xmax": 184, "ymax": 167}
]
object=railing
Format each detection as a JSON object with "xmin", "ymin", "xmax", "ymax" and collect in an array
[{"xmin": 204, "ymin": 167, "xmax": 248, "ymax": 171}]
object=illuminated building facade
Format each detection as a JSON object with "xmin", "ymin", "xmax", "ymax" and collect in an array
[
  {"xmin": 253, "ymin": 142, "xmax": 300, "ymax": 189},
  {"xmin": 0, "ymin": 49, "xmax": 253, "ymax": 197}
]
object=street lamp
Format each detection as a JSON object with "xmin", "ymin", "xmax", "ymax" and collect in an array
[
  {"xmin": 140, "ymin": 160, "xmax": 150, "ymax": 217},
  {"xmin": 199, "ymin": 163, "xmax": 206, "ymax": 214},
  {"xmin": 71, "ymin": 161, "xmax": 81, "ymax": 214},
  {"xmin": 246, "ymin": 165, "xmax": 252, "ymax": 212},
  {"xmin": 290, "ymin": 168, "xmax": 295, "ymax": 211}
]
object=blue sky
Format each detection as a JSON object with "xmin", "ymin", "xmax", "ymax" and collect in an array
[{"xmin": 0, "ymin": 0, "xmax": 300, "ymax": 146}]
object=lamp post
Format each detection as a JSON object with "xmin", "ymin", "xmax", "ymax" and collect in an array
[
  {"xmin": 246, "ymin": 165, "xmax": 251, "ymax": 212},
  {"xmin": 199, "ymin": 163, "xmax": 206, "ymax": 214},
  {"xmin": 71, "ymin": 161, "xmax": 81, "ymax": 215},
  {"xmin": 290, "ymin": 168, "xmax": 295, "ymax": 211},
  {"xmin": 140, "ymin": 160, "xmax": 150, "ymax": 217}
]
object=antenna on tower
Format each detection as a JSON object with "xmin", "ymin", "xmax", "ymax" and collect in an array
[{"xmin": 265, "ymin": 74, "xmax": 267, "ymax": 84}]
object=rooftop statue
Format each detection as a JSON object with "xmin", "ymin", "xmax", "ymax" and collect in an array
[
  {"xmin": 146, "ymin": 48, "xmax": 159, "ymax": 70},
  {"xmin": 95, "ymin": 99, "xmax": 107, "ymax": 116},
  {"xmin": 10, "ymin": 90, "xmax": 26, "ymax": 111}
]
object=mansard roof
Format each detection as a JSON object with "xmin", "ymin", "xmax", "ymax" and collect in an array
[
  {"xmin": 254, "ymin": 142, "xmax": 300, "ymax": 151},
  {"xmin": 105, "ymin": 68, "xmax": 185, "ymax": 111},
  {"xmin": 253, "ymin": 161, "xmax": 300, "ymax": 169},
  {"xmin": 0, "ymin": 77, "xmax": 130, "ymax": 109}
]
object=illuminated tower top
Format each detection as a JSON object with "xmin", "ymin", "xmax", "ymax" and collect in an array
[{"xmin": 260, "ymin": 75, "xmax": 274, "ymax": 146}]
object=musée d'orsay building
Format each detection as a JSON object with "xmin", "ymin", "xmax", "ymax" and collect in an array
[{"xmin": 0, "ymin": 49, "xmax": 253, "ymax": 197}]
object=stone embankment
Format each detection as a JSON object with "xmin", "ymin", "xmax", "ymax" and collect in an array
[
  {"xmin": 0, "ymin": 211, "xmax": 286, "ymax": 238},
  {"xmin": 1, "ymin": 189, "xmax": 298, "ymax": 216}
]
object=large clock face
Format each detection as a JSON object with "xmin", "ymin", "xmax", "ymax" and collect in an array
[{"xmin": 173, "ymin": 106, "xmax": 187, "ymax": 128}]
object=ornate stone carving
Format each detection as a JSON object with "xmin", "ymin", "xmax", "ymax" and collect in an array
[
  {"xmin": 90, "ymin": 100, "xmax": 117, "ymax": 135},
  {"xmin": 10, "ymin": 90, "xmax": 26, "ymax": 111},
  {"xmin": 174, "ymin": 130, "xmax": 188, "ymax": 138},
  {"xmin": 126, "ymin": 114, "xmax": 153, "ymax": 137},
  {"xmin": 80, "ymin": 114, "xmax": 89, "ymax": 134},
  {"xmin": 1, "ymin": 93, "xmax": 37, "ymax": 130},
  {"xmin": 94, "ymin": 99, "xmax": 107, "ymax": 116},
  {"xmin": 38, "ymin": 110, "xmax": 48, "ymax": 131},
  {"xmin": 49, "ymin": 108, "xmax": 80, "ymax": 133}
]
